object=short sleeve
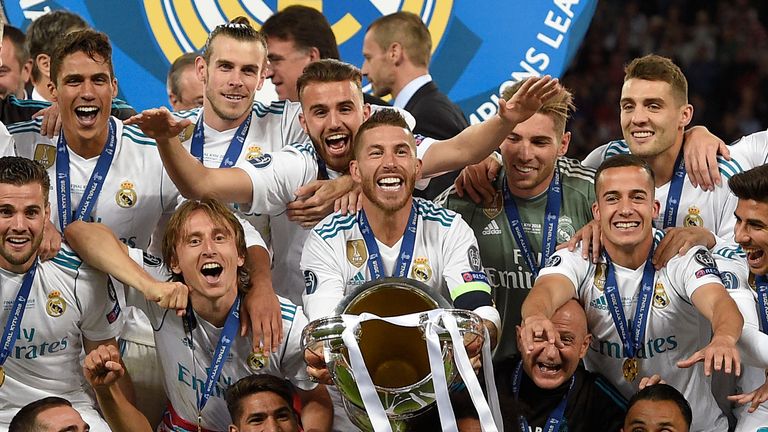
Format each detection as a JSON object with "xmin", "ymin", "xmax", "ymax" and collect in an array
[{"xmin": 300, "ymin": 230, "xmax": 348, "ymax": 321}]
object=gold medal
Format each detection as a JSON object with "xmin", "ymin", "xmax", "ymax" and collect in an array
[
  {"xmin": 0, "ymin": 365, "xmax": 5, "ymax": 387},
  {"xmin": 622, "ymin": 357, "xmax": 639, "ymax": 382}
]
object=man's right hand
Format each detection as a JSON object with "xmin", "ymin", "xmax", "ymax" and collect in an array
[
  {"xmin": 144, "ymin": 281, "xmax": 189, "ymax": 317},
  {"xmin": 453, "ymin": 155, "xmax": 501, "ymax": 205},
  {"xmin": 520, "ymin": 314, "xmax": 562, "ymax": 353},
  {"xmin": 557, "ymin": 219, "xmax": 602, "ymax": 263},
  {"xmin": 304, "ymin": 343, "xmax": 332, "ymax": 385},
  {"xmin": 84, "ymin": 344, "xmax": 125, "ymax": 389}
]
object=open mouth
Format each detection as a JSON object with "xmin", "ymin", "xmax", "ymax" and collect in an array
[
  {"xmin": 200, "ymin": 262, "xmax": 224, "ymax": 283},
  {"xmin": 6, "ymin": 237, "xmax": 30, "ymax": 248},
  {"xmin": 513, "ymin": 165, "xmax": 536, "ymax": 174},
  {"xmin": 324, "ymin": 133, "xmax": 349, "ymax": 156},
  {"xmin": 614, "ymin": 221, "xmax": 640, "ymax": 230},
  {"xmin": 377, "ymin": 176, "xmax": 403, "ymax": 191},
  {"xmin": 631, "ymin": 130, "xmax": 654, "ymax": 140},
  {"xmin": 223, "ymin": 93, "xmax": 246, "ymax": 102},
  {"xmin": 744, "ymin": 247, "xmax": 766, "ymax": 268},
  {"xmin": 536, "ymin": 361, "xmax": 562, "ymax": 375},
  {"xmin": 75, "ymin": 106, "xmax": 99, "ymax": 125}
]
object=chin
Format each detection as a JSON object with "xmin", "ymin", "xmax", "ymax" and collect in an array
[{"xmin": 531, "ymin": 374, "xmax": 567, "ymax": 390}]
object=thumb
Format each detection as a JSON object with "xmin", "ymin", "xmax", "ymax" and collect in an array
[
  {"xmin": 295, "ymin": 181, "xmax": 321, "ymax": 197},
  {"xmin": 677, "ymin": 351, "xmax": 703, "ymax": 369}
]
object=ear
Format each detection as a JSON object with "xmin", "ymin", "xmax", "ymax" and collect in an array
[
  {"xmin": 557, "ymin": 131, "xmax": 571, "ymax": 157},
  {"xmin": 111, "ymin": 77, "xmax": 119, "ymax": 99},
  {"xmin": 20, "ymin": 59, "xmax": 32, "ymax": 83},
  {"xmin": 652, "ymin": 199, "xmax": 661, "ymax": 219},
  {"xmin": 679, "ymin": 103, "xmax": 693, "ymax": 129},
  {"xmin": 229, "ymin": 426, "xmax": 239, "ymax": 432},
  {"xmin": 515, "ymin": 325, "xmax": 525, "ymax": 353},
  {"xmin": 389, "ymin": 42, "xmax": 403, "ymax": 65},
  {"xmin": 350, "ymin": 160, "xmax": 362, "ymax": 184},
  {"xmin": 237, "ymin": 254, "xmax": 245, "ymax": 268},
  {"xmin": 307, "ymin": 46, "xmax": 321, "ymax": 62},
  {"xmin": 592, "ymin": 200, "xmax": 600, "ymax": 221},
  {"xmin": 36, "ymin": 54, "xmax": 50, "ymax": 80},
  {"xmin": 298, "ymin": 112, "xmax": 308, "ymax": 134},
  {"xmin": 169, "ymin": 91, "xmax": 180, "ymax": 110},
  {"xmin": 579, "ymin": 333, "xmax": 592, "ymax": 359},
  {"xmin": 47, "ymin": 80, "xmax": 57, "ymax": 103},
  {"xmin": 362, "ymin": 103, "xmax": 372, "ymax": 120},
  {"xmin": 414, "ymin": 157, "xmax": 423, "ymax": 180},
  {"xmin": 195, "ymin": 56, "xmax": 207, "ymax": 84},
  {"xmin": 170, "ymin": 256, "xmax": 182, "ymax": 275}
]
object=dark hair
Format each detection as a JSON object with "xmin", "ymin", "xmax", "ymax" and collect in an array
[
  {"xmin": 167, "ymin": 52, "xmax": 199, "ymax": 98},
  {"xmin": 225, "ymin": 374, "xmax": 296, "ymax": 422},
  {"xmin": 296, "ymin": 59, "xmax": 362, "ymax": 101},
  {"xmin": 352, "ymin": 108, "xmax": 414, "ymax": 158},
  {"xmin": 594, "ymin": 154, "xmax": 655, "ymax": 196},
  {"xmin": 201, "ymin": 16, "xmax": 267, "ymax": 64},
  {"xmin": 0, "ymin": 157, "xmax": 50, "ymax": 203},
  {"xmin": 25, "ymin": 10, "xmax": 88, "ymax": 82},
  {"xmin": 367, "ymin": 12, "xmax": 431, "ymax": 67},
  {"xmin": 261, "ymin": 6, "xmax": 339, "ymax": 60},
  {"xmin": 162, "ymin": 199, "xmax": 250, "ymax": 293},
  {"xmin": 9, "ymin": 397, "xmax": 73, "ymax": 432},
  {"xmin": 50, "ymin": 29, "xmax": 113, "ymax": 85},
  {"xmin": 626, "ymin": 384, "xmax": 692, "ymax": 429},
  {"xmin": 729, "ymin": 164, "xmax": 768, "ymax": 204},
  {"xmin": 3, "ymin": 25, "xmax": 30, "ymax": 69},
  {"xmin": 625, "ymin": 54, "xmax": 688, "ymax": 105}
]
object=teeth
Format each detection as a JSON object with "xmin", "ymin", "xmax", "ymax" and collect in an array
[
  {"xmin": 7, "ymin": 238, "xmax": 27, "ymax": 244},
  {"xmin": 202, "ymin": 263, "xmax": 221, "ymax": 270},
  {"xmin": 224, "ymin": 95, "xmax": 244, "ymax": 100},
  {"xmin": 615, "ymin": 222, "xmax": 639, "ymax": 228},
  {"xmin": 378, "ymin": 177, "xmax": 400, "ymax": 185},
  {"xmin": 632, "ymin": 131, "xmax": 653, "ymax": 138},
  {"xmin": 76, "ymin": 106, "xmax": 98, "ymax": 113},
  {"xmin": 515, "ymin": 166, "xmax": 534, "ymax": 173},
  {"xmin": 327, "ymin": 134, "xmax": 346, "ymax": 141}
]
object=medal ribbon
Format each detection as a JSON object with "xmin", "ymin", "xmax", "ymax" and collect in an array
[
  {"xmin": 603, "ymin": 246, "xmax": 656, "ymax": 359},
  {"xmin": 512, "ymin": 360, "xmax": 573, "ymax": 432},
  {"xmin": 190, "ymin": 112, "xmax": 252, "ymax": 168},
  {"xmin": 755, "ymin": 275, "xmax": 768, "ymax": 334},
  {"xmin": 316, "ymin": 155, "xmax": 329, "ymax": 180},
  {"xmin": 502, "ymin": 169, "xmax": 562, "ymax": 277},
  {"xmin": 0, "ymin": 260, "xmax": 39, "ymax": 367},
  {"xmin": 358, "ymin": 200, "xmax": 418, "ymax": 279},
  {"xmin": 662, "ymin": 151, "xmax": 686, "ymax": 229},
  {"xmin": 184, "ymin": 295, "xmax": 241, "ymax": 414},
  {"xmin": 56, "ymin": 118, "xmax": 117, "ymax": 232}
]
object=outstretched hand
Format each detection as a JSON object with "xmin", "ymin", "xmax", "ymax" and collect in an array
[
  {"xmin": 728, "ymin": 371, "xmax": 768, "ymax": 413},
  {"xmin": 677, "ymin": 334, "xmax": 740, "ymax": 377},
  {"xmin": 124, "ymin": 107, "xmax": 192, "ymax": 141},
  {"xmin": 498, "ymin": 76, "xmax": 561, "ymax": 126}
]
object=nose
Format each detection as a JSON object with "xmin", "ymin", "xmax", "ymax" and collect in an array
[
  {"xmin": 263, "ymin": 416, "xmax": 280, "ymax": 432},
  {"xmin": 518, "ymin": 141, "xmax": 534, "ymax": 161},
  {"xmin": 9, "ymin": 212, "xmax": 25, "ymax": 230},
  {"xmin": 265, "ymin": 62, "xmax": 275, "ymax": 79},
  {"xmin": 541, "ymin": 341, "xmax": 559, "ymax": 359},
  {"xmin": 631, "ymin": 107, "xmax": 649, "ymax": 124},
  {"xmin": 618, "ymin": 197, "xmax": 634, "ymax": 215},
  {"xmin": 81, "ymin": 79, "xmax": 96, "ymax": 99},
  {"xmin": 734, "ymin": 220, "xmax": 749, "ymax": 245}
]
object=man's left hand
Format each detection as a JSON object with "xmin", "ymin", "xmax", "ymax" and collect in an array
[
  {"xmin": 652, "ymin": 227, "xmax": 716, "ymax": 269},
  {"xmin": 125, "ymin": 108, "xmax": 191, "ymax": 141},
  {"xmin": 677, "ymin": 334, "xmax": 740, "ymax": 376},
  {"xmin": 287, "ymin": 177, "xmax": 354, "ymax": 228},
  {"xmin": 240, "ymin": 286, "xmax": 283, "ymax": 353},
  {"xmin": 498, "ymin": 75, "xmax": 560, "ymax": 126}
]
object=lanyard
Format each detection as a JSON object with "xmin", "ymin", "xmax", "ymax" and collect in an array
[
  {"xmin": 190, "ymin": 113, "xmax": 252, "ymax": 168},
  {"xmin": 357, "ymin": 201, "xmax": 418, "ymax": 279},
  {"xmin": 56, "ymin": 118, "xmax": 117, "ymax": 232},
  {"xmin": 316, "ymin": 156, "xmax": 329, "ymax": 180},
  {"xmin": 183, "ymin": 296, "xmax": 241, "ymax": 418},
  {"xmin": 512, "ymin": 361, "xmax": 573, "ymax": 432},
  {"xmin": 0, "ymin": 260, "xmax": 39, "ymax": 366},
  {"xmin": 662, "ymin": 151, "xmax": 686, "ymax": 229},
  {"xmin": 755, "ymin": 275, "xmax": 768, "ymax": 334},
  {"xmin": 502, "ymin": 170, "xmax": 562, "ymax": 277},
  {"xmin": 603, "ymin": 247, "xmax": 656, "ymax": 359}
]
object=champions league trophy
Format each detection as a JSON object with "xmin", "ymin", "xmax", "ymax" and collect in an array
[{"xmin": 302, "ymin": 278, "xmax": 503, "ymax": 432}]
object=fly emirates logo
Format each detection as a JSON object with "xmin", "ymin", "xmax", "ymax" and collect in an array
[{"xmin": 589, "ymin": 335, "xmax": 678, "ymax": 359}]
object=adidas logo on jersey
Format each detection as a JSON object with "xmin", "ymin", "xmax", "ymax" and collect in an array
[
  {"xmin": 589, "ymin": 295, "xmax": 608, "ymax": 311},
  {"xmin": 482, "ymin": 220, "xmax": 502, "ymax": 236},
  {"xmin": 348, "ymin": 272, "xmax": 366, "ymax": 286}
]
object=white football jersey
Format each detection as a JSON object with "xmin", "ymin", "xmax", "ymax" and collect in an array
[
  {"xmin": 538, "ymin": 232, "xmax": 728, "ymax": 432},
  {"xmin": 717, "ymin": 129, "xmax": 768, "ymax": 176},
  {"xmin": 300, "ymin": 198, "xmax": 497, "ymax": 325},
  {"xmin": 583, "ymin": 140, "xmax": 737, "ymax": 244},
  {"xmin": 0, "ymin": 121, "xmax": 13, "ymax": 157},
  {"xmin": 0, "ymin": 246, "xmax": 122, "ymax": 428},
  {"xmin": 126, "ymin": 248, "xmax": 313, "ymax": 431}
]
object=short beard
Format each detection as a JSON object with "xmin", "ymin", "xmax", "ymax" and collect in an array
[{"xmin": 0, "ymin": 234, "xmax": 43, "ymax": 269}]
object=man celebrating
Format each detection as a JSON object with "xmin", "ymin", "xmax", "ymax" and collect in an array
[
  {"xmin": 64, "ymin": 200, "xmax": 333, "ymax": 432},
  {"xmin": 437, "ymin": 79, "xmax": 595, "ymax": 361},
  {"xmin": 225, "ymin": 374, "xmax": 302, "ymax": 432},
  {"xmin": 521, "ymin": 154, "xmax": 742, "ymax": 432},
  {"xmin": 0, "ymin": 157, "xmax": 125, "ymax": 431},
  {"xmin": 300, "ymin": 109, "xmax": 498, "ymax": 326},
  {"xmin": 494, "ymin": 299, "xmax": 627, "ymax": 431},
  {"xmin": 9, "ymin": 397, "xmax": 90, "ymax": 432},
  {"xmin": 622, "ymin": 384, "xmax": 693, "ymax": 432}
]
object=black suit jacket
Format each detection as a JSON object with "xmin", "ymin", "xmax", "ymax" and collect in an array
[{"xmin": 404, "ymin": 80, "xmax": 469, "ymax": 200}]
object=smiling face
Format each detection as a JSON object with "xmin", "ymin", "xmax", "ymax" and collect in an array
[
  {"xmin": 170, "ymin": 209, "xmax": 244, "ymax": 302},
  {"xmin": 620, "ymin": 79, "xmax": 692, "ymax": 162},
  {"xmin": 734, "ymin": 198, "xmax": 768, "ymax": 276},
  {"xmin": 199, "ymin": 35, "xmax": 265, "ymax": 130},
  {"xmin": 593, "ymin": 166, "xmax": 659, "ymax": 255},
  {"xmin": 516, "ymin": 300, "xmax": 590, "ymax": 389},
  {"xmin": 299, "ymin": 80, "xmax": 369, "ymax": 172},
  {"xmin": 0, "ymin": 182, "xmax": 49, "ymax": 273},
  {"xmin": 350, "ymin": 124, "xmax": 421, "ymax": 214},
  {"xmin": 501, "ymin": 113, "xmax": 570, "ymax": 199},
  {"xmin": 50, "ymin": 51, "xmax": 117, "ymax": 148}
]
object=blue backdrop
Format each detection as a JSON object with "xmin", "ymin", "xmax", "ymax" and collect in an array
[{"xmin": 3, "ymin": 0, "xmax": 596, "ymax": 123}]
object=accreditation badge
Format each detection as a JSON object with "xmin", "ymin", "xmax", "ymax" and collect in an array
[{"xmin": 46, "ymin": 290, "xmax": 66, "ymax": 317}]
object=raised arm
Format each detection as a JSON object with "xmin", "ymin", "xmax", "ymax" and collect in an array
[
  {"xmin": 125, "ymin": 108, "xmax": 253, "ymax": 203},
  {"xmin": 421, "ymin": 76, "xmax": 560, "ymax": 176},
  {"xmin": 64, "ymin": 220, "xmax": 187, "ymax": 313},
  {"xmin": 520, "ymin": 273, "xmax": 577, "ymax": 352}
]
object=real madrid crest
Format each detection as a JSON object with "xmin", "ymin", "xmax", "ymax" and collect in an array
[
  {"xmin": 482, "ymin": 192, "xmax": 502, "ymax": 219},
  {"xmin": 46, "ymin": 290, "xmax": 66, "ymax": 317},
  {"xmin": 557, "ymin": 215, "xmax": 575, "ymax": 243},
  {"xmin": 245, "ymin": 145, "xmax": 263, "ymax": 160},
  {"xmin": 33, "ymin": 144, "xmax": 56, "ymax": 169},
  {"xmin": 593, "ymin": 263, "xmax": 607, "ymax": 291},
  {"xmin": 346, "ymin": 240, "xmax": 367, "ymax": 268},
  {"xmin": 684, "ymin": 206, "xmax": 704, "ymax": 227},
  {"xmin": 115, "ymin": 181, "xmax": 138, "ymax": 208},
  {"xmin": 411, "ymin": 257, "xmax": 433, "ymax": 282},
  {"xmin": 653, "ymin": 282, "xmax": 670, "ymax": 309},
  {"xmin": 248, "ymin": 351, "xmax": 269, "ymax": 371}
]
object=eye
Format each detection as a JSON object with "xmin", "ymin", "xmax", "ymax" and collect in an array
[
  {"xmin": 621, "ymin": 103, "xmax": 634, "ymax": 112},
  {"xmin": 188, "ymin": 238, "xmax": 201, "ymax": 246}
]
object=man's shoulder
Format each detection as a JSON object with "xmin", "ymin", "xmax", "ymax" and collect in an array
[
  {"xmin": 120, "ymin": 122, "xmax": 158, "ymax": 149},
  {"xmin": 311, "ymin": 211, "xmax": 358, "ymax": 242},
  {"xmin": 558, "ymin": 157, "xmax": 595, "ymax": 184},
  {"xmin": 6, "ymin": 117, "xmax": 44, "ymax": 136},
  {"xmin": 415, "ymin": 197, "xmax": 458, "ymax": 228}
]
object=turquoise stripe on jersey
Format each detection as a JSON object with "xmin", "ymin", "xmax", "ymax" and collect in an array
[
  {"xmin": 51, "ymin": 256, "xmax": 82, "ymax": 270},
  {"xmin": 9, "ymin": 97, "xmax": 48, "ymax": 109},
  {"xmin": 122, "ymin": 127, "xmax": 158, "ymax": 146},
  {"xmin": 7, "ymin": 119, "xmax": 43, "ymax": 134},
  {"xmin": 714, "ymin": 246, "xmax": 746, "ymax": 259},
  {"xmin": 317, "ymin": 218, "xmax": 357, "ymax": 240},
  {"xmin": 717, "ymin": 156, "xmax": 745, "ymax": 179}
]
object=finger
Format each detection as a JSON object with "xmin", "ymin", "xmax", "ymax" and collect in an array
[
  {"xmin": 638, "ymin": 376, "xmax": 650, "ymax": 389},
  {"xmin": 272, "ymin": 313, "xmax": 284, "ymax": 351},
  {"xmin": 677, "ymin": 351, "xmax": 704, "ymax": 369},
  {"xmin": 294, "ymin": 181, "xmax": 322, "ymax": 198},
  {"xmin": 750, "ymin": 397, "xmax": 762, "ymax": 413},
  {"xmin": 734, "ymin": 349, "xmax": 741, "ymax": 377},
  {"xmin": 54, "ymin": 116, "xmax": 63, "ymax": 138},
  {"xmin": 463, "ymin": 176, "xmax": 483, "ymax": 204},
  {"xmin": 706, "ymin": 148, "xmax": 721, "ymax": 189},
  {"xmin": 718, "ymin": 140, "xmax": 731, "ymax": 161},
  {"xmin": 454, "ymin": 172, "xmax": 466, "ymax": 198}
]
